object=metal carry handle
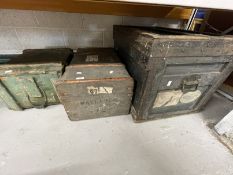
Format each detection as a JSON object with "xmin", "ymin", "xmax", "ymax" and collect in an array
[
  {"xmin": 22, "ymin": 77, "xmax": 48, "ymax": 108},
  {"xmin": 27, "ymin": 86, "xmax": 47, "ymax": 108},
  {"xmin": 182, "ymin": 75, "xmax": 200, "ymax": 92}
]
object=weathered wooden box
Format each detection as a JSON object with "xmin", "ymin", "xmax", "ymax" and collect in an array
[
  {"xmin": 0, "ymin": 48, "xmax": 73, "ymax": 110},
  {"xmin": 114, "ymin": 26, "xmax": 233, "ymax": 121},
  {"xmin": 55, "ymin": 48, "xmax": 134, "ymax": 121}
]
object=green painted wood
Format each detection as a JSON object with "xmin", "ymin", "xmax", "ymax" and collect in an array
[
  {"xmin": 0, "ymin": 73, "xmax": 61, "ymax": 110},
  {"xmin": 21, "ymin": 77, "xmax": 43, "ymax": 98},
  {"xmin": 0, "ymin": 49, "xmax": 73, "ymax": 110},
  {"xmin": 0, "ymin": 80, "xmax": 22, "ymax": 110}
]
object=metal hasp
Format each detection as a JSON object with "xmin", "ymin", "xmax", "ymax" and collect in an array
[
  {"xmin": 113, "ymin": 25, "xmax": 233, "ymax": 121},
  {"xmin": 0, "ymin": 48, "xmax": 73, "ymax": 110},
  {"xmin": 55, "ymin": 48, "xmax": 134, "ymax": 121}
]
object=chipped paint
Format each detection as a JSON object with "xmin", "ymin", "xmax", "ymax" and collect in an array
[
  {"xmin": 153, "ymin": 90, "xmax": 202, "ymax": 108},
  {"xmin": 180, "ymin": 90, "xmax": 202, "ymax": 104},
  {"xmin": 76, "ymin": 77, "xmax": 85, "ymax": 80},
  {"xmin": 109, "ymin": 70, "xmax": 114, "ymax": 74},
  {"xmin": 4, "ymin": 70, "xmax": 13, "ymax": 74},
  {"xmin": 76, "ymin": 72, "xmax": 82, "ymax": 75},
  {"xmin": 167, "ymin": 81, "xmax": 172, "ymax": 87},
  {"xmin": 153, "ymin": 90, "xmax": 183, "ymax": 108}
]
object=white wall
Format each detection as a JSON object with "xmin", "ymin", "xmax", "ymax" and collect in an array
[{"xmin": 0, "ymin": 9, "xmax": 183, "ymax": 54}]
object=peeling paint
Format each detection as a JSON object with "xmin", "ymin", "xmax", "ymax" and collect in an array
[
  {"xmin": 4, "ymin": 70, "xmax": 12, "ymax": 74},
  {"xmin": 180, "ymin": 90, "xmax": 202, "ymax": 104},
  {"xmin": 153, "ymin": 90, "xmax": 202, "ymax": 108},
  {"xmin": 153, "ymin": 90, "xmax": 183, "ymax": 108},
  {"xmin": 167, "ymin": 81, "xmax": 172, "ymax": 87},
  {"xmin": 76, "ymin": 77, "xmax": 85, "ymax": 80}
]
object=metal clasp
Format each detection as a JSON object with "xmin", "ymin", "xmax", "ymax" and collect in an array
[{"xmin": 182, "ymin": 75, "xmax": 200, "ymax": 92}]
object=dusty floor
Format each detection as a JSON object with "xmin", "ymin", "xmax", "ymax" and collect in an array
[{"xmin": 0, "ymin": 93, "xmax": 233, "ymax": 175}]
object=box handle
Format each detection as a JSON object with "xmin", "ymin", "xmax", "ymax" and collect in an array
[
  {"xmin": 27, "ymin": 86, "xmax": 47, "ymax": 108},
  {"xmin": 20, "ymin": 77, "xmax": 47, "ymax": 108},
  {"xmin": 182, "ymin": 75, "xmax": 200, "ymax": 92}
]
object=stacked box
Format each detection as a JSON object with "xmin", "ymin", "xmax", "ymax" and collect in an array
[
  {"xmin": 55, "ymin": 48, "xmax": 134, "ymax": 121},
  {"xmin": 0, "ymin": 48, "xmax": 73, "ymax": 110},
  {"xmin": 114, "ymin": 25, "xmax": 233, "ymax": 121}
]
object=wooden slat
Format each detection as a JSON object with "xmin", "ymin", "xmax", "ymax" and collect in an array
[
  {"xmin": 0, "ymin": 0, "xmax": 192, "ymax": 19},
  {"xmin": 92, "ymin": 0, "xmax": 233, "ymax": 10}
]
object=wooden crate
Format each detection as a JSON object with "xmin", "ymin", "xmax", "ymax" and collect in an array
[
  {"xmin": 114, "ymin": 26, "xmax": 233, "ymax": 121},
  {"xmin": 0, "ymin": 48, "xmax": 73, "ymax": 110},
  {"xmin": 55, "ymin": 48, "xmax": 134, "ymax": 121}
]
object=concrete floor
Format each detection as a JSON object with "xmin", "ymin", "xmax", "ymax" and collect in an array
[{"xmin": 0, "ymin": 93, "xmax": 233, "ymax": 175}]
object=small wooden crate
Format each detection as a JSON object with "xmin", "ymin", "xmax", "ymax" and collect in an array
[{"xmin": 55, "ymin": 48, "xmax": 134, "ymax": 121}]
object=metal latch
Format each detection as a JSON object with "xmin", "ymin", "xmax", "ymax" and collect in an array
[{"xmin": 182, "ymin": 75, "xmax": 200, "ymax": 92}]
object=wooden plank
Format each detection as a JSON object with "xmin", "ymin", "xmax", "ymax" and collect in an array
[
  {"xmin": 0, "ymin": 0, "xmax": 192, "ymax": 19},
  {"xmin": 98, "ymin": 0, "xmax": 233, "ymax": 10}
]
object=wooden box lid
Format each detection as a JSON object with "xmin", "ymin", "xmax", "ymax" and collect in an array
[{"xmin": 60, "ymin": 48, "xmax": 132, "ymax": 81}]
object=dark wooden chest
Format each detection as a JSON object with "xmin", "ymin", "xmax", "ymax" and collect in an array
[
  {"xmin": 114, "ymin": 26, "xmax": 233, "ymax": 121},
  {"xmin": 0, "ymin": 48, "xmax": 73, "ymax": 110},
  {"xmin": 55, "ymin": 48, "xmax": 134, "ymax": 121}
]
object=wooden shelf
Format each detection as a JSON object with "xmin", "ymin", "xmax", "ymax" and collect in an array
[
  {"xmin": 0, "ymin": 0, "xmax": 192, "ymax": 19},
  {"xmin": 104, "ymin": 0, "xmax": 233, "ymax": 10}
]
